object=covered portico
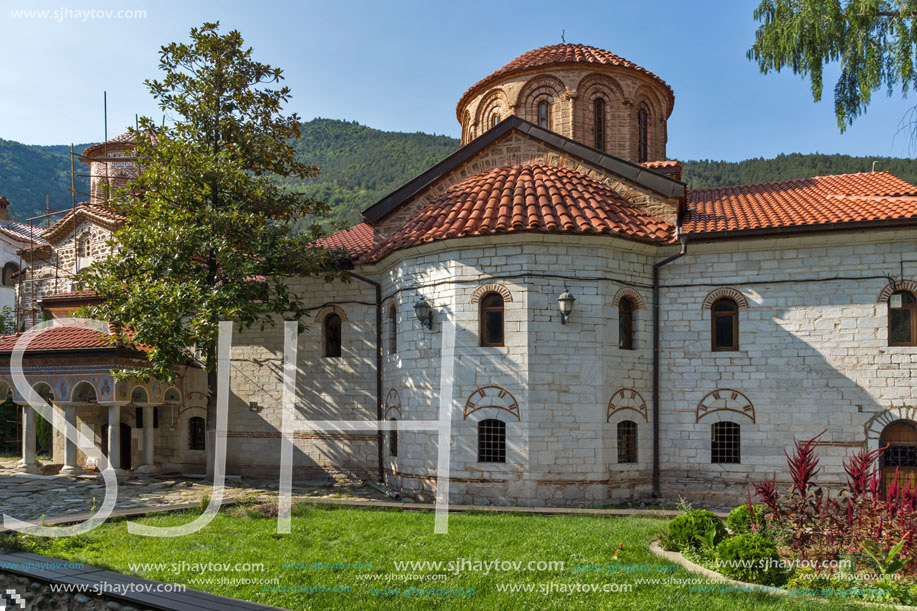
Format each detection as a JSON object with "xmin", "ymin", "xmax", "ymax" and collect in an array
[{"xmin": 0, "ymin": 329, "xmax": 197, "ymax": 478}]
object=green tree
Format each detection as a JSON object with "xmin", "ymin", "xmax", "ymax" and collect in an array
[
  {"xmin": 0, "ymin": 307, "xmax": 16, "ymax": 336},
  {"xmin": 748, "ymin": 0, "xmax": 917, "ymax": 132},
  {"xmin": 84, "ymin": 22, "xmax": 344, "ymax": 474}
]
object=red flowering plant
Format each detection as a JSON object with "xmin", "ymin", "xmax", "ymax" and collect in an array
[{"xmin": 753, "ymin": 431, "xmax": 917, "ymax": 580}]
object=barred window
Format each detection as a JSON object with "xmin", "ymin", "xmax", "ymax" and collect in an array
[
  {"xmin": 711, "ymin": 422, "xmax": 740, "ymax": 464},
  {"xmin": 617, "ymin": 420, "xmax": 637, "ymax": 463},
  {"xmin": 478, "ymin": 419, "xmax": 506, "ymax": 463},
  {"xmin": 389, "ymin": 418, "xmax": 398, "ymax": 457},
  {"xmin": 188, "ymin": 416, "xmax": 206, "ymax": 451},
  {"xmin": 324, "ymin": 313, "xmax": 342, "ymax": 358}
]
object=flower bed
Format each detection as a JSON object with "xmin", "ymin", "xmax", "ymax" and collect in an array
[{"xmin": 659, "ymin": 432, "xmax": 917, "ymax": 606}]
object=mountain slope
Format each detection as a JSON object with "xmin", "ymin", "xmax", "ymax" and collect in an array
[{"xmin": 1, "ymin": 119, "xmax": 916, "ymax": 226}]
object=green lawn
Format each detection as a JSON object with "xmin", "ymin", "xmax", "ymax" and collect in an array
[{"xmin": 0, "ymin": 504, "xmax": 872, "ymax": 610}]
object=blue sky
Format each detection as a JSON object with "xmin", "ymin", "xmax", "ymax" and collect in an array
[{"xmin": 2, "ymin": 0, "xmax": 914, "ymax": 162}]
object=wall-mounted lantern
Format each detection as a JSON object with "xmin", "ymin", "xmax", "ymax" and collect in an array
[
  {"xmin": 249, "ymin": 401, "xmax": 262, "ymax": 413},
  {"xmin": 558, "ymin": 287, "xmax": 575, "ymax": 324},
  {"xmin": 414, "ymin": 297, "xmax": 433, "ymax": 330}
]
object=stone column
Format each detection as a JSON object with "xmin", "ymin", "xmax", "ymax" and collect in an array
[
  {"xmin": 135, "ymin": 405, "xmax": 159, "ymax": 474},
  {"xmin": 16, "ymin": 403, "xmax": 41, "ymax": 474},
  {"xmin": 58, "ymin": 403, "xmax": 83, "ymax": 476},
  {"xmin": 105, "ymin": 403, "xmax": 127, "ymax": 479}
]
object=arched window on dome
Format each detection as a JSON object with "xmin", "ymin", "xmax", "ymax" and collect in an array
[
  {"xmin": 637, "ymin": 107, "xmax": 649, "ymax": 163},
  {"xmin": 538, "ymin": 100, "xmax": 551, "ymax": 129},
  {"xmin": 594, "ymin": 98, "xmax": 606, "ymax": 151},
  {"xmin": 491, "ymin": 112, "xmax": 500, "ymax": 128}
]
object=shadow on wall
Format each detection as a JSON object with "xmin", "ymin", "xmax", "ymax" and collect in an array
[{"xmin": 662, "ymin": 279, "xmax": 908, "ymax": 503}]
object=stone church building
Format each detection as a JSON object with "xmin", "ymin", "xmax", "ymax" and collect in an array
[{"xmin": 2, "ymin": 43, "xmax": 917, "ymax": 506}]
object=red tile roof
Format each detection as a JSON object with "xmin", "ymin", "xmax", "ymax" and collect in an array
[
  {"xmin": 684, "ymin": 171, "xmax": 917, "ymax": 234},
  {"xmin": 41, "ymin": 202, "xmax": 125, "ymax": 244},
  {"xmin": 316, "ymin": 223, "xmax": 374, "ymax": 256},
  {"xmin": 457, "ymin": 44, "xmax": 673, "ymax": 119},
  {"xmin": 641, "ymin": 160, "xmax": 682, "ymax": 170},
  {"xmin": 40, "ymin": 290, "xmax": 101, "ymax": 301},
  {"xmin": 363, "ymin": 164, "xmax": 675, "ymax": 262},
  {"xmin": 0, "ymin": 325, "xmax": 118, "ymax": 352},
  {"xmin": 82, "ymin": 131, "xmax": 152, "ymax": 158}
]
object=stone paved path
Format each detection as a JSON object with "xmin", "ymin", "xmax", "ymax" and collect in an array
[{"xmin": 0, "ymin": 457, "xmax": 390, "ymax": 522}]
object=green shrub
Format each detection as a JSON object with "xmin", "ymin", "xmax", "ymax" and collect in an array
[
  {"xmin": 726, "ymin": 503, "xmax": 762, "ymax": 534},
  {"xmin": 666, "ymin": 510, "xmax": 727, "ymax": 551},
  {"xmin": 715, "ymin": 534, "xmax": 785, "ymax": 585}
]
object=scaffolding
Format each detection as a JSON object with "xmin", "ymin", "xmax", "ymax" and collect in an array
[{"xmin": 13, "ymin": 92, "xmax": 140, "ymax": 330}]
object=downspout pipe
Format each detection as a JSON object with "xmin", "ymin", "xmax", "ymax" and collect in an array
[
  {"xmin": 652, "ymin": 232, "xmax": 688, "ymax": 498},
  {"xmin": 346, "ymin": 271, "xmax": 385, "ymax": 483}
]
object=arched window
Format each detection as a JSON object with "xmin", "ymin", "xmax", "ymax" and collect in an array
[
  {"xmin": 2, "ymin": 262, "xmax": 18, "ymax": 287},
  {"xmin": 618, "ymin": 297, "xmax": 634, "ymax": 350},
  {"xmin": 389, "ymin": 418, "xmax": 398, "ymax": 457},
  {"xmin": 711, "ymin": 421, "xmax": 740, "ymax": 464},
  {"xmin": 478, "ymin": 419, "xmax": 506, "ymax": 463},
  {"xmin": 188, "ymin": 416, "xmax": 206, "ymax": 451},
  {"xmin": 617, "ymin": 420, "xmax": 637, "ymax": 463},
  {"xmin": 491, "ymin": 112, "xmax": 500, "ymax": 128},
  {"xmin": 480, "ymin": 292, "xmax": 504, "ymax": 347},
  {"xmin": 880, "ymin": 420, "xmax": 917, "ymax": 491},
  {"xmin": 711, "ymin": 298, "xmax": 739, "ymax": 351},
  {"xmin": 324, "ymin": 313, "xmax": 342, "ymax": 358},
  {"xmin": 538, "ymin": 100, "xmax": 551, "ymax": 129},
  {"xmin": 637, "ymin": 108, "xmax": 648, "ymax": 163},
  {"xmin": 888, "ymin": 290, "xmax": 917, "ymax": 346},
  {"xmin": 593, "ymin": 98, "xmax": 606, "ymax": 151},
  {"xmin": 388, "ymin": 304, "xmax": 397, "ymax": 354}
]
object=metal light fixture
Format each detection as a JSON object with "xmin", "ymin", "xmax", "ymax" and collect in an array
[
  {"xmin": 414, "ymin": 297, "xmax": 433, "ymax": 330},
  {"xmin": 249, "ymin": 401, "xmax": 261, "ymax": 413},
  {"xmin": 558, "ymin": 287, "xmax": 575, "ymax": 324}
]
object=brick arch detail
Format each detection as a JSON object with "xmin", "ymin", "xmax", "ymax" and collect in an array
[
  {"xmin": 702, "ymin": 287, "xmax": 749, "ymax": 310},
  {"xmin": 866, "ymin": 407, "xmax": 917, "ymax": 449},
  {"xmin": 474, "ymin": 88, "xmax": 510, "ymax": 132},
  {"xmin": 607, "ymin": 388, "xmax": 648, "ymax": 422},
  {"xmin": 384, "ymin": 388, "xmax": 402, "ymax": 419},
  {"xmin": 463, "ymin": 386, "xmax": 520, "ymax": 420},
  {"xmin": 314, "ymin": 305, "xmax": 348, "ymax": 322},
  {"xmin": 877, "ymin": 280, "xmax": 917, "ymax": 303},
  {"xmin": 576, "ymin": 72, "xmax": 626, "ymax": 103},
  {"xmin": 612, "ymin": 287, "xmax": 645, "ymax": 309},
  {"xmin": 516, "ymin": 75, "xmax": 567, "ymax": 125},
  {"xmin": 470, "ymin": 283, "xmax": 514, "ymax": 304},
  {"xmin": 696, "ymin": 388, "xmax": 755, "ymax": 423}
]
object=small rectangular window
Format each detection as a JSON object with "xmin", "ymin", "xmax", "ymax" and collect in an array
[
  {"xmin": 617, "ymin": 421, "xmax": 637, "ymax": 463},
  {"xmin": 478, "ymin": 419, "xmax": 506, "ymax": 463},
  {"xmin": 189, "ymin": 417, "xmax": 206, "ymax": 451},
  {"xmin": 135, "ymin": 406, "xmax": 143, "ymax": 429},
  {"xmin": 714, "ymin": 315, "xmax": 734, "ymax": 347},
  {"xmin": 712, "ymin": 422, "xmax": 740, "ymax": 464}
]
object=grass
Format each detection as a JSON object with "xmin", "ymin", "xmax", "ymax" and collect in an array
[{"xmin": 0, "ymin": 504, "xmax": 873, "ymax": 610}]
